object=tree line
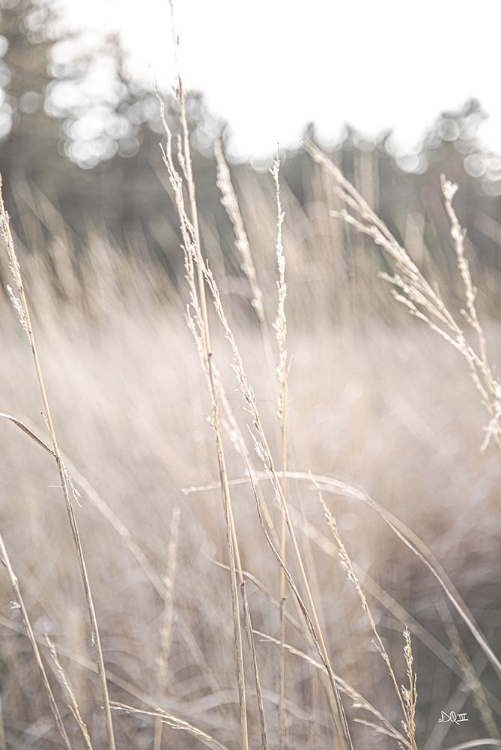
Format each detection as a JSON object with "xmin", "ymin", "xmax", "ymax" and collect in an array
[{"xmin": 2, "ymin": 0, "xmax": 501, "ymax": 308}]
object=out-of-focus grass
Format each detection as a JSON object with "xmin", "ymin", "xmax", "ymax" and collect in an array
[{"xmin": 0, "ymin": 155, "xmax": 500, "ymax": 749}]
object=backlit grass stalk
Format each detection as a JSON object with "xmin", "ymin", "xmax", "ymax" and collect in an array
[
  {"xmin": 272, "ymin": 156, "xmax": 289, "ymax": 750},
  {"xmin": 214, "ymin": 140, "xmax": 277, "ymax": 384},
  {"xmin": 45, "ymin": 635, "xmax": 93, "ymax": 750},
  {"xmin": 254, "ymin": 629, "xmax": 410, "ymax": 748},
  {"xmin": 111, "ymin": 701, "xmax": 230, "ymax": 750},
  {"xmin": 242, "ymin": 456, "xmax": 353, "ymax": 749},
  {"xmin": 188, "ymin": 468, "xmax": 501, "ymax": 691},
  {"xmin": 215, "ymin": 147, "xmax": 287, "ymax": 746},
  {"xmin": 161, "ymin": 19, "xmax": 270, "ymax": 742},
  {"xmin": 317, "ymin": 487, "xmax": 418, "ymax": 749},
  {"xmin": 162, "ymin": 91, "xmax": 350, "ymax": 744},
  {"xmin": 304, "ymin": 141, "xmax": 501, "ymax": 454},
  {"xmin": 0, "ymin": 534, "xmax": 72, "ymax": 750},
  {"xmin": 283, "ymin": 471, "xmax": 501, "ymax": 681},
  {"xmin": 154, "ymin": 506, "xmax": 181, "ymax": 750},
  {"xmin": 0, "ymin": 178, "xmax": 115, "ymax": 750},
  {"xmin": 157, "ymin": 84, "xmax": 249, "ymax": 749},
  {"xmin": 183, "ymin": 204, "xmax": 353, "ymax": 748}
]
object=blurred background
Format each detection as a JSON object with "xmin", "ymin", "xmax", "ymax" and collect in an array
[
  {"xmin": 2, "ymin": 0, "xmax": 501, "ymax": 312},
  {"xmin": 0, "ymin": 1, "xmax": 500, "ymax": 749}
]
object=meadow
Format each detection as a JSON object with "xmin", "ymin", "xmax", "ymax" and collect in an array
[{"xmin": 0, "ymin": 106, "xmax": 500, "ymax": 750}]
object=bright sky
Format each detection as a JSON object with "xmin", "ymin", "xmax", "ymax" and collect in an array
[{"xmin": 60, "ymin": 0, "xmax": 501, "ymax": 161}]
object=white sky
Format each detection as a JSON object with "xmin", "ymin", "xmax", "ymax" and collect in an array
[{"xmin": 60, "ymin": 0, "xmax": 500, "ymax": 160}]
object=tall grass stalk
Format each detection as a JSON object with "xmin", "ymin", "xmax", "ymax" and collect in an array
[
  {"xmin": 159, "ymin": 61, "xmax": 352, "ymax": 739},
  {"xmin": 45, "ymin": 635, "xmax": 94, "ymax": 750},
  {"xmin": 304, "ymin": 141, "xmax": 501, "ymax": 454},
  {"xmin": 0, "ymin": 534, "xmax": 72, "ymax": 749},
  {"xmin": 154, "ymin": 506, "xmax": 181, "ymax": 750},
  {"xmin": 214, "ymin": 145, "xmax": 291, "ymax": 744},
  {"xmin": 281, "ymin": 471, "xmax": 501, "ymax": 680},
  {"xmin": 0, "ymin": 178, "xmax": 116, "ymax": 750},
  {"xmin": 317, "ymin": 485, "xmax": 418, "ymax": 750},
  {"xmin": 272, "ymin": 156, "xmax": 289, "ymax": 750},
  {"xmin": 253, "ymin": 629, "xmax": 410, "ymax": 747},
  {"xmin": 157, "ymin": 81, "xmax": 250, "ymax": 748},
  {"xmin": 111, "ymin": 702, "xmax": 230, "ymax": 750},
  {"xmin": 174, "ymin": 150, "xmax": 354, "ymax": 746}
]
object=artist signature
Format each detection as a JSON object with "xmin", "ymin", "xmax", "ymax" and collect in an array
[{"xmin": 439, "ymin": 711, "xmax": 468, "ymax": 725}]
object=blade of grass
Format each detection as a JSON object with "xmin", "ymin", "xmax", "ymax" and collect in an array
[
  {"xmin": 154, "ymin": 506, "xmax": 181, "ymax": 750},
  {"xmin": 157, "ymin": 70, "xmax": 249, "ymax": 747},
  {"xmin": 271, "ymin": 155, "xmax": 289, "ymax": 750},
  {"xmin": 0, "ymin": 534, "xmax": 72, "ymax": 749},
  {"xmin": 0, "ymin": 178, "xmax": 115, "ymax": 750}
]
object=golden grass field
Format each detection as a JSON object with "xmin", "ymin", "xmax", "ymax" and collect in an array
[{"xmin": 0, "ymin": 113, "xmax": 500, "ymax": 750}]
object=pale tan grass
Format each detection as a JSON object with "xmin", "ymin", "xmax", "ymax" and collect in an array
[
  {"xmin": 271, "ymin": 155, "xmax": 290, "ymax": 750},
  {"xmin": 45, "ymin": 635, "xmax": 93, "ymax": 750},
  {"xmin": 2, "ymin": 408, "xmax": 168, "ymax": 597},
  {"xmin": 185, "ymin": 468, "xmax": 501, "ymax": 683},
  {"xmin": 111, "ymin": 701, "xmax": 230, "ymax": 750},
  {"xmin": 0, "ymin": 534, "xmax": 72, "ymax": 749},
  {"xmin": 253, "ymin": 629, "xmax": 410, "ymax": 748},
  {"xmin": 304, "ymin": 140, "xmax": 501, "ymax": 454},
  {"xmin": 157, "ymin": 65, "xmax": 253, "ymax": 745},
  {"xmin": 171, "ymin": 145, "xmax": 355, "ymax": 743},
  {"xmin": 316, "ymin": 482, "xmax": 418, "ymax": 749},
  {"xmin": 0, "ymin": 178, "xmax": 115, "ymax": 750},
  {"xmin": 214, "ymin": 142, "xmax": 267, "ymax": 330},
  {"xmin": 286, "ymin": 502, "xmax": 501, "ymax": 717},
  {"xmin": 154, "ymin": 506, "xmax": 181, "ymax": 750}
]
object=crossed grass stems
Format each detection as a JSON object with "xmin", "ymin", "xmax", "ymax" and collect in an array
[{"xmin": 0, "ymin": 92, "xmax": 500, "ymax": 749}]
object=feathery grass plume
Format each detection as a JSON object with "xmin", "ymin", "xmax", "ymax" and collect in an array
[
  {"xmin": 173, "ymin": 129, "xmax": 352, "ymax": 744},
  {"xmin": 401, "ymin": 629, "xmax": 418, "ymax": 748},
  {"xmin": 187, "ymin": 468, "xmax": 501, "ymax": 683},
  {"xmin": 440, "ymin": 176, "xmax": 501, "ymax": 451},
  {"xmin": 283, "ymin": 500, "xmax": 488, "ymax": 702},
  {"xmin": 214, "ymin": 138, "xmax": 277, "ymax": 391},
  {"xmin": 254, "ymin": 629, "xmax": 411, "ymax": 747},
  {"xmin": 316, "ymin": 482, "xmax": 418, "ymax": 749},
  {"xmin": 304, "ymin": 141, "xmax": 501, "ymax": 454},
  {"xmin": 182, "ymin": 231, "xmax": 352, "ymax": 748},
  {"xmin": 271, "ymin": 154, "xmax": 289, "ymax": 750},
  {"xmin": 157, "ymin": 72, "xmax": 251, "ymax": 746},
  {"xmin": 272, "ymin": 156, "xmax": 288, "ymax": 439},
  {"xmin": 161, "ymin": 20, "xmax": 273, "ymax": 748},
  {"xmin": 214, "ymin": 141, "xmax": 266, "ymax": 326},
  {"xmin": 191, "ymin": 472, "xmax": 500, "ymax": 717},
  {"xmin": 154, "ymin": 506, "xmax": 181, "ymax": 750},
  {"xmin": 111, "ymin": 701, "xmax": 230, "ymax": 750},
  {"xmin": 45, "ymin": 635, "xmax": 93, "ymax": 750},
  {"xmin": 178, "ymin": 192, "xmax": 353, "ymax": 746},
  {"xmin": 0, "ymin": 177, "xmax": 116, "ymax": 750},
  {"xmin": 287, "ymin": 471, "xmax": 501, "ymax": 682},
  {"xmin": 0, "ymin": 535, "xmax": 72, "ymax": 749}
]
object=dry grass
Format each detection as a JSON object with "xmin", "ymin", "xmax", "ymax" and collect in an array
[{"xmin": 0, "ymin": 130, "xmax": 499, "ymax": 750}]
